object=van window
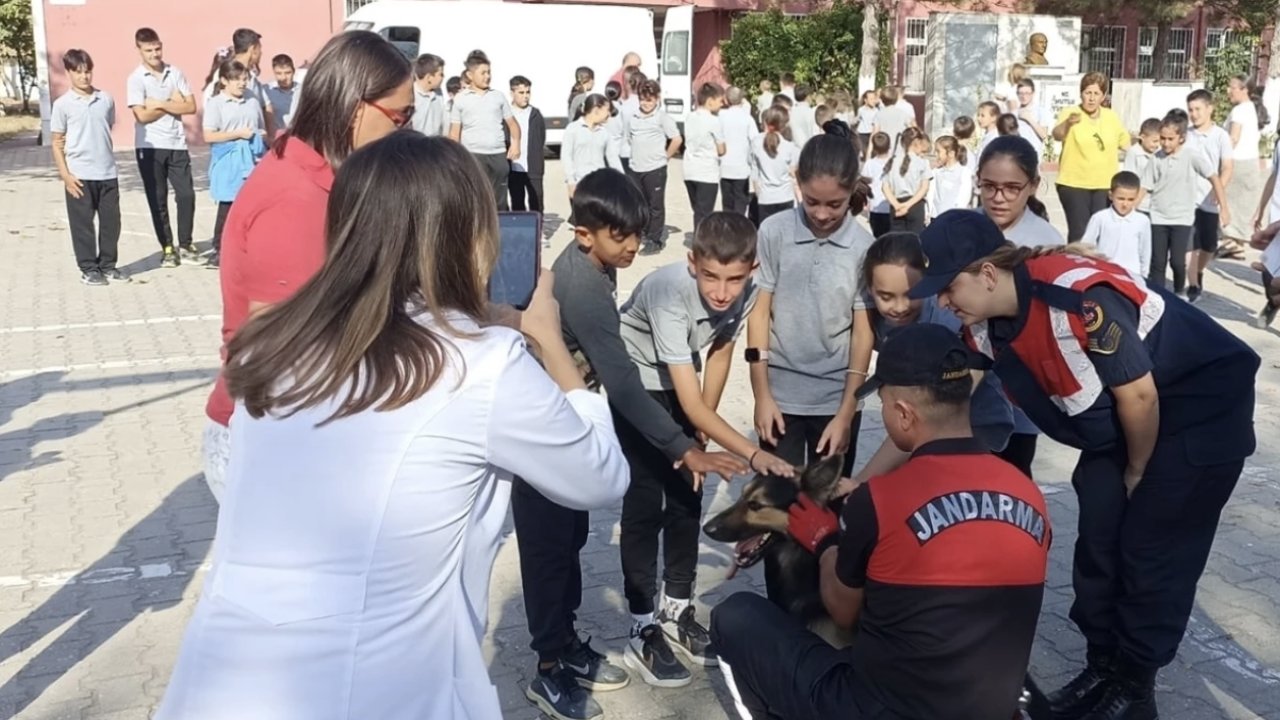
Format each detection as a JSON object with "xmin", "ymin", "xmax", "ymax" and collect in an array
[
  {"xmin": 663, "ymin": 31, "xmax": 689, "ymax": 76},
  {"xmin": 379, "ymin": 26, "xmax": 420, "ymax": 60}
]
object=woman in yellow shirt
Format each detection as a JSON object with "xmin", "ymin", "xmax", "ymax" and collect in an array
[{"xmin": 1052, "ymin": 72, "xmax": 1131, "ymax": 242}]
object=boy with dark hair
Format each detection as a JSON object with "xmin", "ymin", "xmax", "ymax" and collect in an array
[
  {"xmin": 519, "ymin": 170, "xmax": 746, "ymax": 720},
  {"xmin": 51, "ymin": 49, "xmax": 124, "ymax": 286},
  {"xmin": 127, "ymin": 27, "xmax": 197, "ymax": 267},
  {"xmin": 625, "ymin": 79, "xmax": 683, "ymax": 256},
  {"xmin": 411, "ymin": 53, "xmax": 447, "ymax": 136},
  {"xmin": 1186, "ymin": 88, "xmax": 1234, "ymax": 302},
  {"xmin": 450, "ymin": 51, "xmax": 521, "ymax": 210},
  {"xmin": 1123, "ymin": 118, "xmax": 1162, "ymax": 216},
  {"xmin": 265, "ymin": 54, "xmax": 298, "ymax": 128},
  {"xmin": 616, "ymin": 212, "xmax": 793, "ymax": 687},
  {"xmin": 683, "ymin": 83, "xmax": 727, "ymax": 232},
  {"xmin": 507, "ymin": 75, "xmax": 546, "ymax": 218},
  {"xmin": 1080, "ymin": 171, "xmax": 1152, "ymax": 278},
  {"xmin": 790, "ymin": 84, "xmax": 818, "ymax": 148}
]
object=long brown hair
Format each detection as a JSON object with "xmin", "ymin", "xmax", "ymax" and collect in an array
[
  {"xmin": 965, "ymin": 241, "xmax": 1102, "ymax": 274},
  {"xmin": 226, "ymin": 132, "xmax": 499, "ymax": 423},
  {"xmin": 761, "ymin": 105, "xmax": 789, "ymax": 158},
  {"xmin": 275, "ymin": 31, "xmax": 412, "ymax": 168}
]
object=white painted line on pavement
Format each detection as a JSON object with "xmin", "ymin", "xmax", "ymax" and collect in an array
[
  {"xmin": 0, "ymin": 560, "xmax": 212, "ymax": 589},
  {"xmin": 0, "ymin": 314, "xmax": 220, "ymax": 335},
  {"xmin": 0, "ymin": 355, "xmax": 216, "ymax": 379}
]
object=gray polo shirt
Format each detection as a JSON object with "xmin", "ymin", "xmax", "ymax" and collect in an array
[
  {"xmin": 203, "ymin": 73, "xmax": 272, "ymax": 113},
  {"xmin": 203, "ymin": 94, "xmax": 264, "ymax": 133},
  {"xmin": 748, "ymin": 134, "xmax": 800, "ymax": 205},
  {"xmin": 875, "ymin": 104, "xmax": 912, "ymax": 145},
  {"xmin": 450, "ymin": 87, "xmax": 513, "ymax": 155},
  {"xmin": 885, "ymin": 154, "xmax": 932, "ymax": 199},
  {"xmin": 625, "ymin": 107, "xmax": 679, "ymax": 173},
  {"xmin": 1122, "ymin": 147, "xmax": 1155, "ymax": 213},
  {"xmin": 1141, "ymin": 148, "xmax": 1216, "ymax": 226},
  {"xmin": 756, "ymin": 208, "xmax": 874, "ymax": 415},
  {"xmin": 126, "ymin": 64, "xmax": 192, "ymax": 150},
  {"xmin": 719, "ymin": 105, "xmax": 757, "ymax": 180},
  {"xmin": 265, "ymin": 84, "xmax": 297, "ymax": 127},
  {"xmin": 413, "ymin": 87, "xmax": 447, "ymax": 137},
  {"xmin": 51, "ymin": 89, "xmax": 116, "ymax": 181},
  {"xmin": 682, "ymin": 108, "xmax": 723, "ymax": 184},
  {"xmin": 561, "ymin": 119, "xmax": 621, "ymax": 184},
  {"xmin": 1189, "ymin": 125, "xmax": 1232, "ymax": 212},
  {"xmin": 619, "ymin": 262, "xmax": 758, "ymax": 391}
]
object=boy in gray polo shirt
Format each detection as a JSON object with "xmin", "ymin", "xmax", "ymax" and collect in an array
[
  {"xmin": 625, "ymin": 79, "xmax": 682, "ymax": 255},
  {"xmin": 52, "ymin": 49, "xmax": 123, "ymax": 286},
  {"xmin": 615, "ymin": 213, "xmax": 793, "ymax": 687},
  {"xmin": 127, "ymin": 28, "xmax": 197, "ymax": 267},
  {"xmin": 449, "ymin": 51, "xmax": 521, "ymax": 211}
]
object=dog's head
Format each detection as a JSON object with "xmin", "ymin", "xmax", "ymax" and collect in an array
[{"xmin": 702, "ymin": 453, "xmax": 844, "ymax": 570}]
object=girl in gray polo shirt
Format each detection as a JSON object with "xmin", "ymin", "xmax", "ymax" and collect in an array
[{"xmin": 203, "ymin": 60, "xmax": 266, "ymax": 269}]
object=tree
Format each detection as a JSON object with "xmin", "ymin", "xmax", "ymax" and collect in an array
[
  {"xmin": 721, "ymin": 3, "xmax": 864, "ymax": 96},
  {"xmin": 0, "ymin": 0, "xmax": 36, "ymax": 111}
]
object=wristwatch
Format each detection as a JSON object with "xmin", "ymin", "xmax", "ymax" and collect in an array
[{"xmin": 744, "ymin": 348, "xmax": 770, "ymax": 363}]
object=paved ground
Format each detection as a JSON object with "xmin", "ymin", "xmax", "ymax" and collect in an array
[{"xmin": 0, "ymin": 134, "xmax": 1277, "ymax": 720}]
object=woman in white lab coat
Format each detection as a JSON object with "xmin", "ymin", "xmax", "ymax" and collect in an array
[{"xmin": 156, "ymin": 132, "xmax": 630, "ymax": 720}]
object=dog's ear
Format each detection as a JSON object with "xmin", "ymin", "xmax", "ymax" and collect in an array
[{"xmin": 799, "ymin": 453, "xmax": 845, "ymax": 504}]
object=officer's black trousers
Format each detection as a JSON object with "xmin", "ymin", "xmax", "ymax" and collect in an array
[
  {"xmin": 711, "ymin": 592, "xmax": 888, "ymax": 720},
  {"xmin": 1069, "ymin": 438, "xmax": 1242, "ymax": 669},
  {"xmin": 512, "ymin": 477, "xmax": 589, "ymax": 662}
]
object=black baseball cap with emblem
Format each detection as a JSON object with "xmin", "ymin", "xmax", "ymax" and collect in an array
[
  {"xmin": 907, "ymin": 210, "xmax": 1008, "ymax": 300},
  {"xmin": 855, "ymin": 323, "xmax": 991, "ymax": 401}
]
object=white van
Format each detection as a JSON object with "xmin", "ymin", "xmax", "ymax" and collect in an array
[{"xmin": 344, "ymin": 0, "xmax": 694, "ymax": 148}]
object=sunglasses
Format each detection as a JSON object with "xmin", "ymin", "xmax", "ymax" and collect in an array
[{"xmin": 364, "ymin": 99, "xmax": 415, "ymax": 128}]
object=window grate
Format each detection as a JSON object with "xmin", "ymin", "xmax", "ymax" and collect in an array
[
  {"xmin": 904, "ymin": 18, "xmax": 927, "ymax": 92},
  {"xmin": 1079, "ymin": 26, "xmax": 1126, "ymax": 79},
  {"xmin": 1137, "ymin": 27, "xmax": 1194, "ymax": 80}
]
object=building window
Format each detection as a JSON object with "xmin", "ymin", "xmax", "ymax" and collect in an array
[
  {"xmin": 1080, "ymin": 25, "xmax": 1127, "ymax": 80},
  {"xmin": 904, "ymin": 18, "xmax": 927, "ymax": 92},
  {"xmin": 663, "ymin": 31, "xmax": 690, "ymax": 76},
  {"xmin": 1205, "ymin": 28, "xmax": 1259, "ymax": 75},
  {"xmin": 346, "ymin": 0, "xmax": 376, "ymax": 16},
  {"xmin": 1137, "ymin": 27, "xmax": 1194, "ymax": 80}
]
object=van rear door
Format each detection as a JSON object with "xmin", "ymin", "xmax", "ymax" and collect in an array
[{"xmin": 659, "ymin": 5, "xmax": 693, "ymax": 125}]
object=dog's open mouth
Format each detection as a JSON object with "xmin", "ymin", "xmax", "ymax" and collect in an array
[{"xmin": 727, "ymin": 533, "xmax": 776, "ymax": 578}]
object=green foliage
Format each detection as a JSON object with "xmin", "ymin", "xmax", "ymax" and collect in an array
[
  {"xmin": 721, "ymin": 3, "xmax": 864, "ymax": 96},
  {"xmin": 0, "ymin": 0, "xmax": 36, "ymax": 111},
  {"xmin": 1204, "ymin": 40, "xmax": 1258, "ymax": 123},
  {"xmin": 876, "ymin": 12, "xmax": 892, "ymax": 89}
]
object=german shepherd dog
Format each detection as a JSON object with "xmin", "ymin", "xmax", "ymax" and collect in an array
[{"xmin": 702, "ymin": 454, "xmax": 1051, "ymax": 719}]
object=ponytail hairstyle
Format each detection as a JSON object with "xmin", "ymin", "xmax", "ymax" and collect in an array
[
  {"xmin": 761, "ymin": 105, "xmax": 789, "ymax": 159},
  {"xmin": 568, "ymin": 66, "xmax": 595, "ymax": 108},
  {"xmin": 797, "ymin": 133, "xmax": 860, "ymax": 191},
  {"xmin": 214, "ymin": 59, "xmax": 249, "ymax": 94},
  {"xmin": 576, "ymin": 93, "xmax": 610, "ymax": 123},
  {"xmin": 203, "ymin": 46, "xmax": 235, "ymax": 90},
  {"xmin": 996, "ymin": 113, "xmax": 1020, "ymax": 136},
  {"xmin": 965, "ymin": 242, "xmax": 1103, "ymax": 277},
  {"xmin": 977, "ymin": 135, "xmax": 1048, "ymax": 221},
  {"xmin": 935, "ymin": 135, "xmax": 966, "ymax": 167},
  {"xmin": 869, "ymin": 131, "xmax": 892, "ymax": 160},
  {"xmin": 893, "ymin": 127, "xmax": 926, "ymax": 177},
  {"xmin": 861, "ymin": 231, "xmax": 927, "ymax": 296},
  {"xmin": 1235, "ymin": 74, "xmax": 1271, "ymax": 129}
]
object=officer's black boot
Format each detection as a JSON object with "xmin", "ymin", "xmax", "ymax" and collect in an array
[
  {"xmin": 1081, "ymin": 659, "xmax": 1158, "ymax": 720},
  {"xmin": 1047, "ymin": 648, "xmax": 1116, "ymax": 719}
]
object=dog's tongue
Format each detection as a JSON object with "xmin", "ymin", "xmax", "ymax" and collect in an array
[{"xmin": 726, "ymin": 536, "xmax": 763, "ymax": 580}]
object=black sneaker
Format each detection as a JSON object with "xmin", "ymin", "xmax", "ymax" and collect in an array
[
  {"xmin": 562, "ymin": 635, "xmax": 629, "ymax": 691},
  {"xmin": 101, "ymin": 268, "xmax": 131, "ymax": 283},
  {"xmin": 80, "ymin": 269, "xmax": 108, "ymax": 286},
  {"xmin": 205, "ymin": 252, "xmax": 220, "ymax": 269},
  {"xmin": 639, "ymin": 241, "xmax": 665, "ymax": 256},
  {"xmin": 624, "ymin": 624, "xmax": 691, "ymax": 688},
  {"xmin": 178, "ymin": 245, "xmax": 201, "ymax": 263},
  {"xmin": 659, "ymin": 605, "xmax": 718, "ymax": 667},
  {"xmin": 524, "ymin": 662, "xmax": 603, "ymax": 720},
  {"xmin": 1256, "ymin": 300, "xmax": 1279, "ymax": 329},
  {"xmin": 161, "ymin": 248, "xmax": 179, "ymax": 268},
  {"xmin": 1186, "ymin": 286, "xmax": 1201, "ymax": 303}
]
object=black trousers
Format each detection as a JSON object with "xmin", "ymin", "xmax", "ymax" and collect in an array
[
  {"xmin": 1069, "ymin": 440, "xmax": 1243, "ymax": 669},
  {"xmin": 760, "ymin": 412, "xmax": 862, "ymax": 477},
  {"xmin": 889, "ymin": 198, "xmax": 926, "ymax": 234},
  {"xmin": 754, "ymin": 200, "xmax": 793, "ymax": 228},
  {"xmin": 512, "ymin": 476, "xmax": 590, "ymax": 662},
  {"xmin": 720, "ymin": 178, "xmax": 751, "ymax": 216},
  {"xmin": 686, "ymin": 180, "xmax": 719, "ymax": 232},
  {"xmin": 630, "ymin": 166, "xmax": 668, "ymax": 245},
  {"xmin": 65, "ymin": 179, "xmax": 121, "ymax": 273},
  {"xmin": 1056, "ymin": 185, "xmax": 1109, "ymax": 243},
  {"xmin": 509, "ymin": 170, "xmax": 544, "ymax": 213},
  {"xmin": 869, "ymin": 212, "xmax": 892, "ymax": 238},
  {"xmin": 996, "ymin": 432, "xmax": 1039, "ymax": 479},
  {"xmin": 136, "ymin": 148, "xmax": 196, "ymax": 250},
  {"xmin": 476, "ymin": 152, "xmax": 511, "ymax": 211},
  {"xmin": 615, "ymin": 390, "xmax": 702, "ymax": 614},
  {"xmin": 211, "ymin": 201, "xmax": 233, "ymax": 253},
  {"xmin": 1149, "ymin": 224, "xmax": 1192, "ymax": 293},
  {"xmin": 711, "ymin": 592, "xmax": 887, "ymax": 720},
  {"xmin": 1192, "ymin": 208, "xmax": 1220, "ymax": 256}
]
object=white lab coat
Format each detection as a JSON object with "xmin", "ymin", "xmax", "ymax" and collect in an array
[{"xmin": 157, "ymin": 313, "xmax": 629, "ymax": 720}]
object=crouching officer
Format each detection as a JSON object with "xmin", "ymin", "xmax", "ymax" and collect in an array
[
  {"xmin": 909, "ymin": 210, "xmax": 1260, "ymax": 720},
  {"xmin": 710, "ymin": 323, "xmax": 1051, "ymax": 720}
]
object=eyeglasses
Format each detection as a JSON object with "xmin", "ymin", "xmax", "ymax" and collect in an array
[
  {"xmin": 364, "ymin": 99, "xmax": 415, "ymax": 128},
  {"xmin": 977, "ymin": 180, "xmax": 1032, "ymax": 200},
  {"xmin": 1092, "ymin": 133, "xmax": 1106, "ymax": 151}
]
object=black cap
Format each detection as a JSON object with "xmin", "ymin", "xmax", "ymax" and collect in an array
[
  {"xmin": 907, "ymin": 210, "xmax": 1006, "ymax": 300},
  {"xmin": 855, "ymin": 323, "xmax": 990, "ymax": 401}
]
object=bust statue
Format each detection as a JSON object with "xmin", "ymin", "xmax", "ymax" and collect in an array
[{"xmin": 1025, "ymin": 33, "xmax": 1049, "ymax": 65}]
